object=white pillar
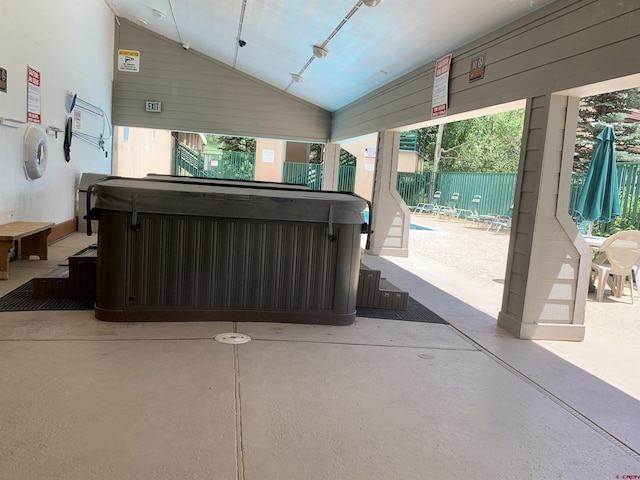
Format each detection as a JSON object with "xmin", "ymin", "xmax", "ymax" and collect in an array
[
  {"xmin": 322, "ymin": 143, "xmax": 340, "ymax": 191},
  {"xmin": 497, "ymin": 94, "xmax": 592, "ymax": 341},
  {"xmin": 366, "ymin": 131, "xmax": 411, "ymax": 257}
]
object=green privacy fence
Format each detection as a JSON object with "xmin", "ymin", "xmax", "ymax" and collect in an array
[
  {"xmin": 435, "ymin": 172, "xmax": 518, "ymax": 216},
  {"xmin": 398, "ymin": 171, "xmax": 516, "ymax": 216},
  {"xmin": 282, "ymin": 162, "xmax": 324, "ymax": 190},
  {"xmin": 398, "ymin": 163, "xmax": 640, "ymax": 229},
  {"xmin": 174, "ymin": 143, "xmax": 255, "ymax": 181}
]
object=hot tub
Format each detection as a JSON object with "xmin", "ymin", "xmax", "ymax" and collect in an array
[{"xmin": 89, "ymin": 176, "xmax": 368, "ymax": 324}]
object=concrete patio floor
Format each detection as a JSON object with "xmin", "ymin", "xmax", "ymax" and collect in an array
[{"xmin": 0, "ymin": 224, "xmax": 638, "ymax": 479}]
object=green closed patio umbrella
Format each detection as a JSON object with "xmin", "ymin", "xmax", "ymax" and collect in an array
[{"xmin": 575, "ymin": 125, "xmax": 621, "ymax": 235}]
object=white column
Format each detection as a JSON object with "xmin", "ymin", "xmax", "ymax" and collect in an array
[
  {"xmin": 497, "ymin": 94, "xmax": 592, "ymax": 341},
  {"xmin": 322, "ymin": 143, "xmax": 340, "ymax": 191},
  {"xmin": 366, "ymin": 131, "xmax": 411, "ymax": 258}
]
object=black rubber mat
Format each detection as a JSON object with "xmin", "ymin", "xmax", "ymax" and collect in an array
[
  {"xmin": 0, "ymin": 283, "xmax": 446, "ymax": 324},
  {"xmin": 356, "ymin": 297, "xmax": 448, "ymax": 324},
  {"xmin": 0, "ymin": 281, "xmax": 94, "ymax": 311}
]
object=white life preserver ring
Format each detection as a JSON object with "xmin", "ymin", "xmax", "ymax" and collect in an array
[{"xmin": 24, "ymin": 126, "xmax": 47, "ymax": 180}]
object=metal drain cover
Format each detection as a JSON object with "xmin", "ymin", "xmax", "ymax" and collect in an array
[{"xmin": 214, "ymin": 333, "xmax": 252, "ymax": 345}]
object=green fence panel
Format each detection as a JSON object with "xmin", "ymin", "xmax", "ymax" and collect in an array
[
  {"xmin": 617, "ymin": 163, "xmax": 640, "ymax": 227},
  {"xmin": 396, "ymin": 171, "xmax": 432, "ymax": 207},
  {"xmin": 175, "ymin": 144, "xmax": 255, "ymax": 181},
  {"xmin": 282, "ymin": 162, "xmax": 308, "ymax": 185},
  {"xmin": 434, "ymin": 172, "xmax": 517, "ymax": 215},
  {"xmin": 282, "ymin": 162, "xmax": 324, "ymax": 190},
  {"xmin": 338, "ymin": 165, "xmax": 356, "ymax": 192}
]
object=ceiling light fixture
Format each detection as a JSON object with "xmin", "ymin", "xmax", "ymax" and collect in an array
[
  {"xmin": 151, "ymin": 8, "xmax": 166, "ymax": 19},
  {"xmin": 291, "ymin": 73, "xmax": 304, "ymax": 83},
  {"xmin": 134, "ymin": 16, "xmax": 148, "ymax": 25},
  {"xmin": 312, "ymin": 45, "xmax": 329, "ymax": 59},
  {"xmin": 362, "ymin": 0, "xmax": 382, "ymax": 6}
]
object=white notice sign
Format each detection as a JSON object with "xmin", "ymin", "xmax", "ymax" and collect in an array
[
  {"xmin": 364, "ymin": 148, "xmax": 376, "ymax": 158},
  {"xmin": 118, "ymin": 50, "xmax": 140, "ymax": 72},
  {"xmin": 431, "ymin": 53, "xmax": 452, "ymax": 118},
  {"xmin": 262, "ymin": 149, "xmax": 275, "ymax": 163}
]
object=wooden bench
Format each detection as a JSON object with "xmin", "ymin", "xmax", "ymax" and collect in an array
[{"xmin": 0, "ymin": 221, "xmax": 54, "ymax": 280}]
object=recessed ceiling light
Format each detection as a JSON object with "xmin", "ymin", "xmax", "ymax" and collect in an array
[
  {"xmin": 362, "ymin": 0, "xmax": 381, "ymax": 6},
  {"xmin": 151, "ymin": 8, "xmax": 166, "ymax": 19},
  {"xmin": 135, "ymin": 16, "xmax": 148, "ymax": 25},
  {"xmin": 291, "ymin": 73, "xmax": 304, "ymax": 83},
  {"xmin": 312, "ymin": 45, "xmax": 329, "ymax": 59}
]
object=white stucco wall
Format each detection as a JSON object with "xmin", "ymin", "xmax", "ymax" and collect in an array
[
  {"xmin": 341, "ymin": 135, "xmax": 378, "ymax": 202},
  {"xmin": 0, "ymin": 0, "xmax": 114, "ymax": 225}
]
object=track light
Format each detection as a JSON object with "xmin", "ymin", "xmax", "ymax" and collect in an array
[
  {"xmin": 312, "ymin": 45, "xmax": 329, "ymax": 59},
  {"xmin": 291, "ymin": 73, "xmax": 304, "ymax": 83},
  {"xmin": 362, "ymin": 0, "xmax": 381, "ymax": 6}
]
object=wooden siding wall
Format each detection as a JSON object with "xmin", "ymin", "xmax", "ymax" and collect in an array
[
  {"xmin": 331, "ymin": 0, "xmax": 640, "ymax": 142},
  {"xmin": 498, "ymin": 94, "xmax": 589, "ymax": 340},
  {"xmin": 113, "ymin": 20, "xmax": 331, "ymax": 142}
]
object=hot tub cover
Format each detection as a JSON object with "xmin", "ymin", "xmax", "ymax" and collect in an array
[{"xmin": 92, "ymin": 177, "xmax": 367, "ymax": 225}]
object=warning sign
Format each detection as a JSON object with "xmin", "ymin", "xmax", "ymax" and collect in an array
[
  {"xmin": 27, "ymin": 66, "xmax": 41, "ymax": 124},
  {"xmin": 118, "ymin": 49, "xmax": 140, "ymax": 72},
  {"xmin": 431, "ymin": 54, "xmax": 452, "ymax": 119}
]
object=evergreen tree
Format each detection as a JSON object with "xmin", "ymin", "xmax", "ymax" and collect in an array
[{"xmin": 574, "ymin": 88, "xmax": 640, "ymax": 172}]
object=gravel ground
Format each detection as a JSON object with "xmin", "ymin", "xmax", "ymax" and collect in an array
[{"xmin": 408, "ymin": 214, "xmax": 511, "ymax": 287}]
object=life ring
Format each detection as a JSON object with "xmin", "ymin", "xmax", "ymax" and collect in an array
[{"xmin": 24, "ymin": 126, "xmax": 47, "ymax": 180}]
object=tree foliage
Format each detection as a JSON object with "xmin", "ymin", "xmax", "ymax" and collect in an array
[
  {"xmin": 416, "ymin": 109, "xmax": 525, "ymax": 172},
  {"xmin": 208, "ymin": 135, "xmax": 256, "ymax": 152},
  {"xmin": 310, "ymin": 144, "xmax": 323, "ymax": 164},
  {"xmin": 574, "ymin": 87, "xmax": 640, "ymax": 172}
]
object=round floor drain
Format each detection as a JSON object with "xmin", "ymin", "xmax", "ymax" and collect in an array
[{"xmin": 214, "ymin": 333, "xmax": 251, "ymax": 345}]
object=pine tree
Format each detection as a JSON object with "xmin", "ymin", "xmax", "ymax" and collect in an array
[{"xmin": 574, "ymin": 88, "xmax": 640, "ymax": 172}]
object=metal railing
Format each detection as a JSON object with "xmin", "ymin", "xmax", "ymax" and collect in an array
[
  {"xmin": 282, "ymin": 162, "xmax": 324, "ymax": 190},
  {"xmin": 174, "ymin": 143, "xmax": 255, "ymax": 181},
  {"xmin": 337, "ymin": 165, "xmax": 356, "ymax": 192},
  {"xmin": 399, "ymin": 130, "xmax": 427, "ymax": 159}
]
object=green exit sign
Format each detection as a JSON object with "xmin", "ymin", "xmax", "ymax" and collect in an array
[{"xmin": 145, "ymin": 101, "xmax": 161, "ymax": 112}]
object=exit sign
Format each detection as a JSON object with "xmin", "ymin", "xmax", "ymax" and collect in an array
[{"xmin": 145, "ymin": 101, "xmax": 161, "ymax": 112}]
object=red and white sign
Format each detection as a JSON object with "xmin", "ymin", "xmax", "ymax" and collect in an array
[
  {"xmin": 431, "ymin": 54, "xmax": 452, "ymax": 119},
  {"xmin": 27, "ymin": 66, "xmax": 41, "ymax": 124}
]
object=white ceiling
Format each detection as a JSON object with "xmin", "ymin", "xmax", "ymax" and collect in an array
[{"xmin": 104, "ymin": 0, "xmax": 557, "ymax": 112}]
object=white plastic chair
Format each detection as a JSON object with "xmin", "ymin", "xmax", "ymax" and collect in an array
[{"xmin": 591, "ymin": 230, "xmax": 640, "ymax": 303}]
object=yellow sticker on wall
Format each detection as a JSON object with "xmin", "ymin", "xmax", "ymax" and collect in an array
[{"xmin": 118, "ymin": 49, "xmax": 140, "ymax": 72}]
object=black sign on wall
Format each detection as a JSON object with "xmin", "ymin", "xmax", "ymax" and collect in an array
[{"xmin": 0, "ymin": 67, "xmax": 7, "ymax": 93}]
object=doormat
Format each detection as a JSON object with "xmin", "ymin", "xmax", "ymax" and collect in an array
[
  {"xmin": 0, "ymin": 283, "xmax": 447, "ymax": 325},
  {"xmin": 356, "ymin": 297, "xmax": 448, "ymax": 324},
  {"xmin": 0, "ymin": 281, "xmax": 94, "ymax": 312}
]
